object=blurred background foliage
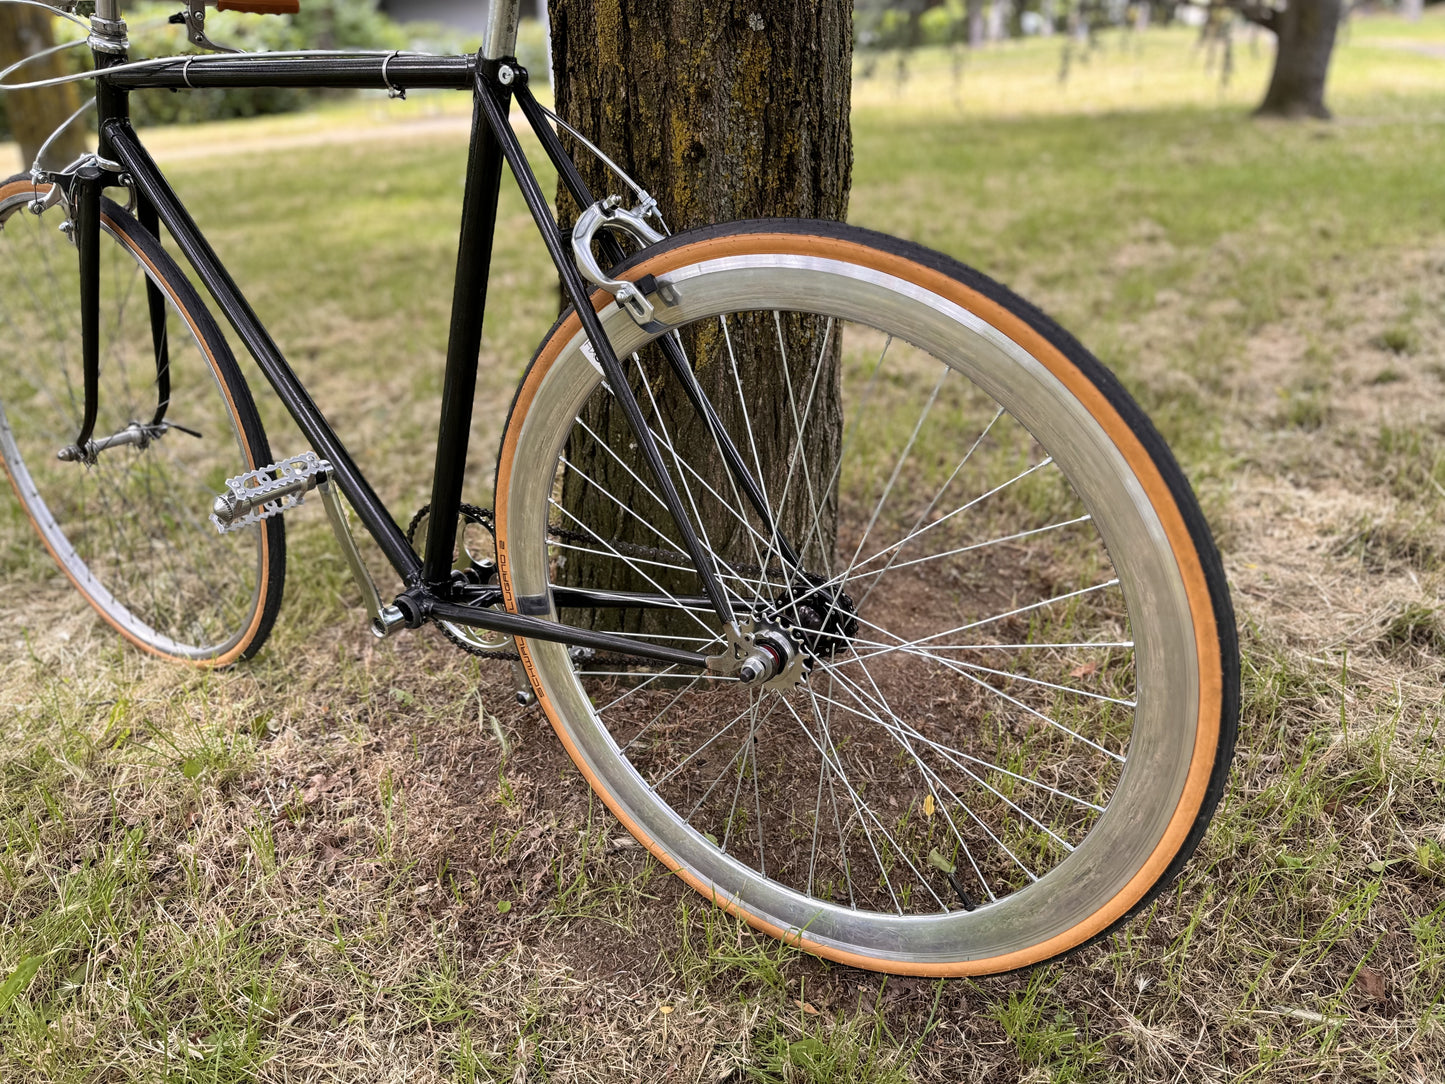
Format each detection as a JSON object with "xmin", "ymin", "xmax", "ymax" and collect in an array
[
  {"xmin": 1, "ymin": 0, "xmax": 1439, "ymax": 143},
  {"xmin": 0, "ymin": 0, "xmax": 479, "ymax": 138}
]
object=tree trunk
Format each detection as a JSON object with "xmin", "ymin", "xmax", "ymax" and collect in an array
[
  {"xmin": 1402, "ymin": 0, "xmax": 1423, "ymax": 22},
  {"xmin": 0, "ymin": 4, "xmax": 87, "ymax": 169},
  {"xmin": 987, "ymin": 1, "xmax": 1007, "ymax": 43},
  {"xmin": 1255, "ymin": 0, "xmax": 1342, "ymax": 119},
  {"xmin": 547, "ymin": 1, "xmax": 852, "ymax": 629},
  {"xmin": 967, "ymin": 0, "xmax": 985, "ymax": 47}
]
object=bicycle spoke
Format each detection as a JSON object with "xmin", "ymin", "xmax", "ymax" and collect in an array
[{"xmin": 0, "ymin": 187, "xmax": 272, "ymax": 659}]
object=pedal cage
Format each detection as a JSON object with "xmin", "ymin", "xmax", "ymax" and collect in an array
[{"xmin": 211, "ymin": 451, "xmax": 329, "ymax": 534}]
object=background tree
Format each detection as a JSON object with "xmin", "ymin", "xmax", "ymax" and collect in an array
[
  {"xmin": 547, "ymin": 1, "xmax": 853, "ymax": 620},
  {"xmin": 855, "ymin": 0, "xmax": 1349, "ymax": 120},
  {"xmin": 1236, "ymin": 0, "xmax": 1343, "ymax": 117},
  {"xmin": 0, "ymin": 3, "xmax": 86, "ymax": 168}
]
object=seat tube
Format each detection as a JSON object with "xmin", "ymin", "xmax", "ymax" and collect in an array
[{"xmin": 421, "ymin": 79, "xmax": 507, "ymax": 590}]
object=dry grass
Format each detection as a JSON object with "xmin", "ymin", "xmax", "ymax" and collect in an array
[{"xmin": 3, "ymin": 13, "xmax": 1445, "ymax": 1083}]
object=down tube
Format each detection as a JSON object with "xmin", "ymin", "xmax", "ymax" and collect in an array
[{"xmin": 102, "ymin": 119, "xmax": 424, "ymax": 585}]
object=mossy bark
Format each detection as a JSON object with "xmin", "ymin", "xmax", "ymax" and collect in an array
[
  {"xmin": 547, "ymin": 1, "xmax": 853, "ymax": 631},
  {"xmin": 0, "ymin": 5, "xmax": 86, "ymax": 169}
]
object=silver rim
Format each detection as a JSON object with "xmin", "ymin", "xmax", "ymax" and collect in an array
[
  {"xmin": 0, "ymin": 186, "xmax": 266, "ymax": 660},
  {"xmin": 500, "ymin": 248, "xmax": 1206, "ymax": 967}
]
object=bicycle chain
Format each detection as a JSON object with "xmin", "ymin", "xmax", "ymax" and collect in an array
[
  {"xmin": 406, "ymin": 502, "xmax": 520, "ymax": 661},
  {"xmin": 407, "ymin": 503, "xmax": 717, "ymax": 668},
  {"xmin": 408, "ymin": 504, "xmax": 827, "ymax": 670}
]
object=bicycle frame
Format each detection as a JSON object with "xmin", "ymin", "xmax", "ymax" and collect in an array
[{"xmin": 64, "ymin": 0, "xmax": 782, "ymax": 671}]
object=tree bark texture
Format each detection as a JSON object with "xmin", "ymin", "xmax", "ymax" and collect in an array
[
  {"xmin": 548, "ymin": 1, "xmax": 851, "ymax": 232},
  {"xmin": 0, "ymin": 5, "xmax": 87, "ymax": 169},
  {"xmin": 1254, "ymin": 0, "xmax": 1342, "ymax": 119},
  {"xmin": 547, "ymin": 1, "xmax": 853, "ymax": 630}
]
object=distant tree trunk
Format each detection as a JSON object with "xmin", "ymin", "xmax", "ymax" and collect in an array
[
  {"xmin": 967, "ymin": 0, "xmax": 985, "ymax": 46},
  {"xmin": 0, "ymin": 5, "xmax": 86, "ymax": 169},
  {"xmin": 1252, "ymin": 0, "xmax": 1342, "ymax": 119},
  {"xmin": 987, "ymin": 0, "xmax": 1007, "ymax": 42},
  {"xmin": 548, "ymin": 1, "xmax": 852, "ymax": 625},
  {"xmin": 1402, "ymin": 0, "xmax": 1423, "ymax": 22}
]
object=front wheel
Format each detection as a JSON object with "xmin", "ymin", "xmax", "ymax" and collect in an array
[
  {"xmin": 494, "ymin": 221, "xmax": 1238, "ymax": 975},
  {"xmin": 0, "ymin": 176, "xmax": 284, "ymax": 664}
]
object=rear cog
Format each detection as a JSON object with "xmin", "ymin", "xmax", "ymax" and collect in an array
[{"xmin": 770, "ymin": 578, "xmax": 858, "ymax": 659}]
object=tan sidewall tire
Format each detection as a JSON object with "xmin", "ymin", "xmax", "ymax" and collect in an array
[
  {"xmin": 0, "ymin": 178, "xmax": 282, "ymax": 666},
  {"xmin": 494, "ymin": 227, "xmax": 1232, "ymax": 975}
]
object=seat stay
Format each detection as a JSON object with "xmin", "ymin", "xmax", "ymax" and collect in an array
[
  {"xmin": 475, "ymin": 63, "xmax": 740, "ymax": 632},
  {"xmin": 511, "ymin": 80, "xmax": 805, "ymax": 580}
]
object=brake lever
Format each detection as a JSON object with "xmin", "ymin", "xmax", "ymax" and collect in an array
[{"xmin": 168, "ymin": 0, "xmax": 240, "ymax": 54}]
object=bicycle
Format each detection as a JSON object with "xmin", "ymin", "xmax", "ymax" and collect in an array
[{"xmin": 0, "ymin": 0, "xmax": 1239, "ymax": 976}]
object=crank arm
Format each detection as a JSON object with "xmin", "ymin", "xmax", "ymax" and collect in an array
[{"xmin": 316, "ymin": 476, "xmax": 406, "ymax": 638}]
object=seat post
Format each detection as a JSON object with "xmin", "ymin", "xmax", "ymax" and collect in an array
[{"xmin": 481, "ymin": 0, "xmax": 521, "ymax": 60}]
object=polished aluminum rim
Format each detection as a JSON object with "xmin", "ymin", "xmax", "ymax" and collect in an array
[
  {"xmin": 503, "ymin": 251, "xmax": 1202, "ymax": 964},
  {"xmin": 0, "ymin": 187, "xmax": 265, "ymax": 660}
]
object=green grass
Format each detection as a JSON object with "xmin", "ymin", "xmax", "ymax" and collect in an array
[{"xmin": 4, "ymin": 11, "xmax": 1445, "ymax": 1082}]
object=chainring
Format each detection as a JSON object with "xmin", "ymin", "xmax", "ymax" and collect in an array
[{"xmin": 406, "ymin": 502, "xmax": 514, "ymax": 657}]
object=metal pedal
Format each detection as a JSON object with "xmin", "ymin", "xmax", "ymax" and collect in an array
[{"xmin": 211, "ymin": 451, "xmax": 330, "ymax": 534}]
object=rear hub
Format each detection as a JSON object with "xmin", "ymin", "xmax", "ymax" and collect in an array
[{"xmin": 770, "ymin": 580, "xmax": 858, "ymax": 659}]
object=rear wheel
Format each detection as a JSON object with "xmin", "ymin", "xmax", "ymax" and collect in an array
[
  {"xmin": 495, "ymin": 221, "xmax": 1238, "ymax": 975},
  {"xmin": 0, "ymin": 176, "xmax": 284, "ymax": 663}
]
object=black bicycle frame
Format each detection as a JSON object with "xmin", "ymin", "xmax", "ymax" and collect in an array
[{"xmin": 78, "ymin": 45, "xmax": 781, "ymax": 670}]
